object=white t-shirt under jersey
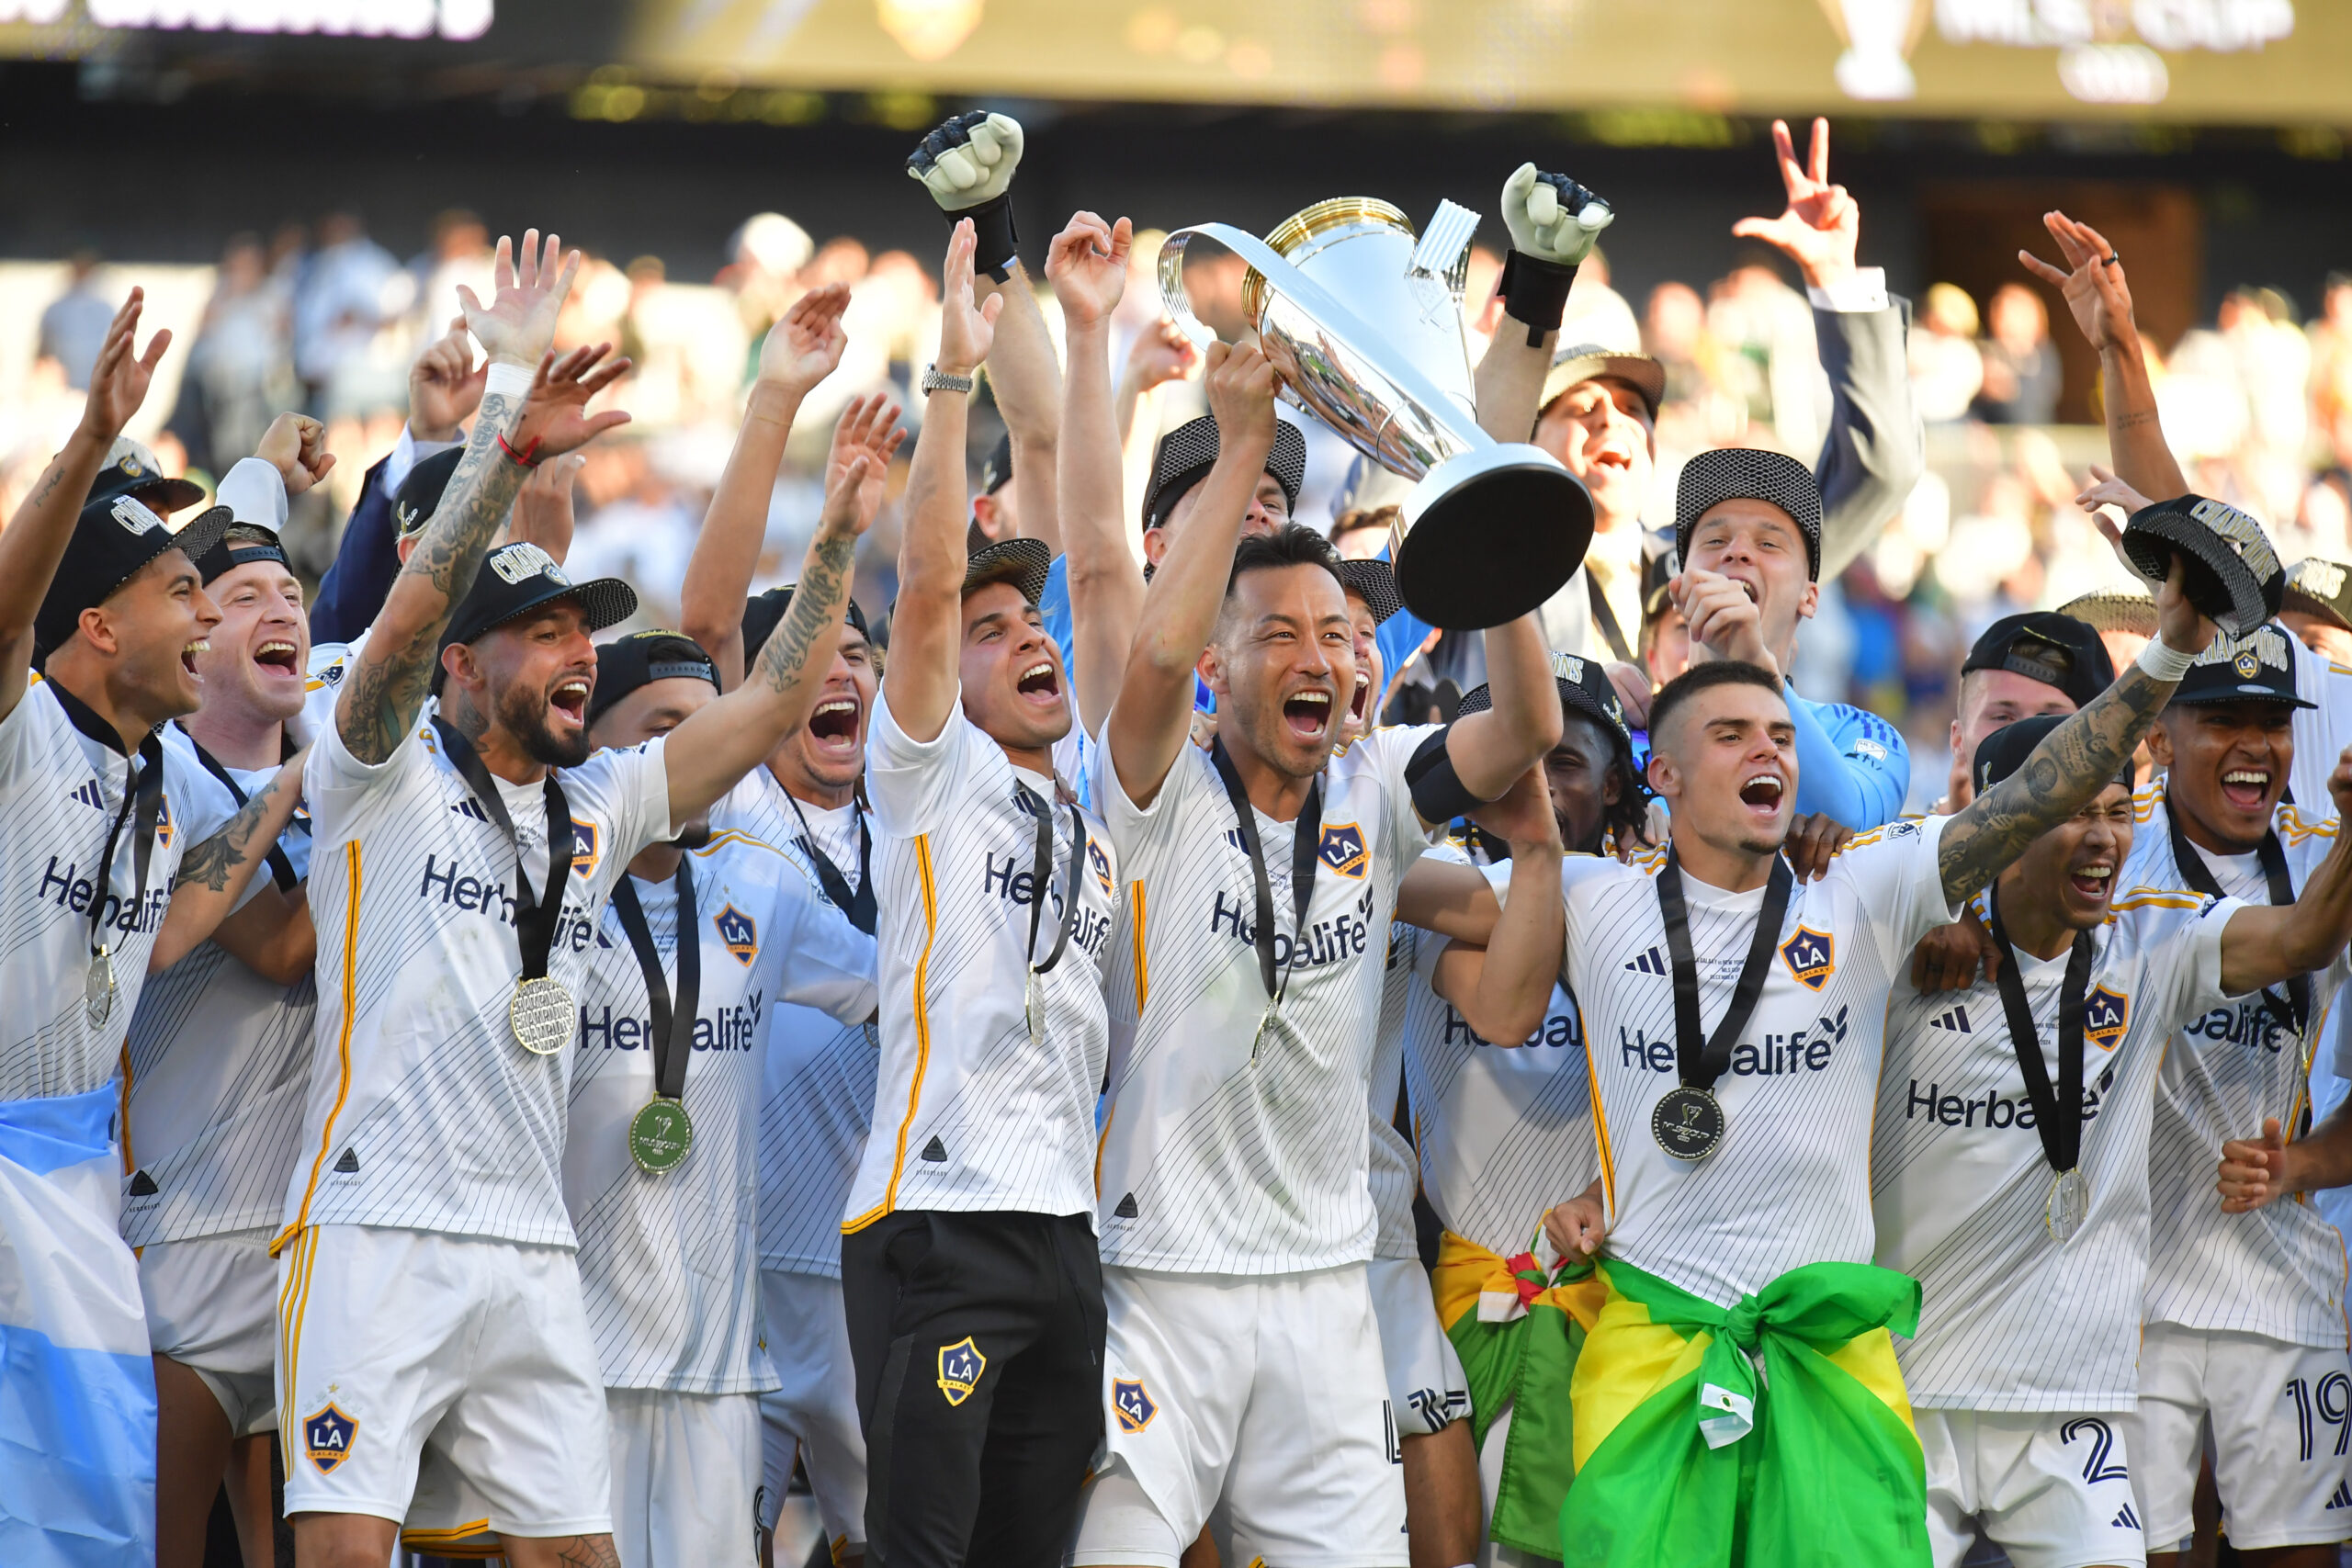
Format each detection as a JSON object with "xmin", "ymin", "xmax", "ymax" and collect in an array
[
  {"xmin": 0, "ymin": 678, "xmax": 235, "ymax": 1103},
  {"xmin": 1091, "ymin": 724, "xmax": 1440, "ymax": 1275},
  {"xmin": 121, "ymin": 727, "xmax": 316, "ymax": 1247},
  {"xmin": 279, "ymin": 708, "xmax": 672, "ymax": 1249},
  {"xmin": 1566, "ymin": 816, "xmax": 1962, "ymax": 1307},
  {"xmin": 565, "ymin": 830, "xmax": 876, "ymax": 1393},
  {"xmin": 842, "ymin": 688, "xmax": 1117, "ymax": 1232},
  {"xmin": 2128, "ymin": 784, "xmax": 2352, "ymax": 1348},
  {"xmin": 1873, "ymin": 883, "xmax": 2239, "ymax": 1411},
  {"xmin": 1407, "ymin": 851, "xmax": 1597, "ymax": 1260}
]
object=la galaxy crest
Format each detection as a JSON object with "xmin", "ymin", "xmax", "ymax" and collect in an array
[
  {"xmin": 569, "ymin": 819, "xmax": 599, "ymax": 877},
  {"xmin": 1780, "ymin": 926, "xmax": 1835, "ymax": 991},
  {"xmin": 2085, "ymin": 986, "xmax": 2129, "ymax": 1050},
  {"xmin": 303, "ymin": 1403, "xmax": 358, "ymax": 1473},
  {"xmin": 714, "ymin": 905, "xmax": 759, "ymax": 966},
  {"xmin": 1318, "ymin": 821, "xmax": 1369, "ymax": 879},
  {"xmin": 937, "ymin": 1337, "xmax": 986, "ymax": 1406},
  {"xmin": 154, "ymin": 794, "xmax": 174, "ymax": 848},
  {"xmin": 1090, "ymin": 840, "xmax": 1114, "ymax": 897},
  {"xmin": 1113, "ymin": 1377, "xmax": 1158, "ymax": 1433}
]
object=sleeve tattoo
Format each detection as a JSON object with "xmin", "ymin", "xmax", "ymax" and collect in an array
[
  {"xmin": 172, "ymin": 771, "xmax": 293, "ymax": 894},
  {"xmin": 752, "ymin": 531, "xmax": 856, "ymax": 695}
]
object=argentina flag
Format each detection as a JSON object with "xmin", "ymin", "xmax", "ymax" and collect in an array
[{"xmin": 0, "ymin": 1085, "xmax": 156, "ymax": 1566}]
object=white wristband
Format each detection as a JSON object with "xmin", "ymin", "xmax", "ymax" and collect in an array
[
  {"xmin": 2136, "ymin": 637, "xmax": 2195, "ymax": 682},
  {"xmin": 483, "ymin": 361, "xmax": 535, "ymax": 401}
]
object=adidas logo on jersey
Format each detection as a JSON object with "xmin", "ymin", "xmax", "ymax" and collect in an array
[
  {"xmin": 68, "ymin": 779, "xmax": 105, "ymax": 809},
  {"xmin": 1624, "ymin": 946, "xmax": 1668, "ymax": 976},
  {"xmin": 920, "ymin": 1136, "xmax": 948, "ymax": 1163},
  {"xmin": 1113, "ymin": 1192, "xmax": 1139, "ymax": 1219},
  {"xmin": 1928, "ymin": 1006, "xmax": 1972, "ymax": 1032},
  {"xmin": 2112, "ymin": 1503, "xmax": 2140, "ymax": 1529},
  {"xmin": 128, "ymin": 1169, "xmax": 158, "ymax": 1197},
  {"xmin": 2328, "ymin": 1481, "xmax": 2352, "ymax": 1510}
]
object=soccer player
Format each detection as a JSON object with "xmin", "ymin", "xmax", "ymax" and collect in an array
[
  {"xmin": 1928, "ymin": 612, "xmax": 2113, "ymax": 814},
  {"xmin": 840, "ymin": 218, "xmax": 1121, "ymax": 1565},
  {"xmin": 2282, "ymin": 558, "xmax": 2352, "ymax": 665},
  {"xmin": 274, "ymin": 231, "xmax": 875, "ymax": 1568},
  {"xmin": 1881, "ymin": 709, "xmax": 2352, "ymax": 1568},
  {"xmin": 1071, "ymin": 305, "xmax": 1561, "ymax": 1562},
  {"xmin": 0, "ymin": 290, "xmax": 305, "ymax": 1563}
]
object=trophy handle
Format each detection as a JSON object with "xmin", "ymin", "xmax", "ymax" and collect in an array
[{"xmin": 1156, "ymin": 229, "xmax": 1226, "ymax": 358}]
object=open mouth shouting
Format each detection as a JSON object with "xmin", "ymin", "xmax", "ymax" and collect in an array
[
  {"xmin": 1347, "ymin": 668, "xmax": 1372, "ymax": 729},
  {"xmin": 181, "ymin": 638, "xmax": 209, "ymax": 678},
  {"xmin": 2220, "ymin": 768, "xmax": 2272, "ymax": 814},
  {"xmin": 806, "ymin": 695, "xmax": 863, "ymax": 755},
  {"xmin": 549, "ymin": 675, "xmax": 591, "ymax": 727},
  {"xmin": 253, "ymin": 638, "xmax": 300, "ymax": 680},
  {"xmin": 1015, "ymin": 659, "xmax": 1062, "ymax": 705},
  {"xmin": 1283, "ymin": 686, "xmax": 1334, "ymax": 742},
  {"xmin": 2065, "ymin": 857, "xmax": 2115, "ymax": 907},
  {"xmin": 1737, "ymin": 770, "xmax": 1784, "ymax": 814}
]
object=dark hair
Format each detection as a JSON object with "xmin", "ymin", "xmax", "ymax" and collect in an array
[
  {"xmin": 1558, "ymin": 705, "xmax": 1652, "ymax": 852},
  {"xmin": 1330, "ymin": 504, "xmax": 1400, "ymax": 542},
  {"xmin": 1646, "ymin": 660, "xmax": 1783, "ymax": 757},
  {"xmin": 1227, "ymin": 521, "xmax": 1343, "ymax": 598}
]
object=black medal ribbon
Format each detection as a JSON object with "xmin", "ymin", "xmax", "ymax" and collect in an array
[
  {"xmin": 1656, "ymin": 848, "xmax": 1795, "ymax": 1094},
  {"xmin": 1013, "ymin": 780, "xmax": 1086, "ymax": 978},
  {"xmin": 1984, "ymin": 887, "xmax": 2094, "ymax": 1179},
  {"xmin": 433, "ymin": 717, "xmax": 573, "ymax": 986},
  {"xmin": 786, "ymin": 790, "xmax": 876, "ymax": 935},
  {"xmin": 2165, "ymin": 804, "xmax": 2309, "ymax": 1038},
  {"xmin": 90, "ymin": 731, "xmax": 167, "ymax": 965},
  {"xmin": 177, "ymin": 724, "xmax": 298, "ymax": 891},
  {"xmin": 609, "ymin": 857, "xmax": 700, "ymax": 1102},
  {"xmin": 1209, "ymin": 737, "xmax": 1324, "ymax": 1017}
]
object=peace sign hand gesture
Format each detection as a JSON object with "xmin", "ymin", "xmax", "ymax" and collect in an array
[{"xmin": 1732, "ymin": 118, "xmax": 1860, "ymax": 291}]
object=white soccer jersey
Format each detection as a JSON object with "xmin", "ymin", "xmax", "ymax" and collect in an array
[
  {"xmin": 121, "ymin": 727, "xmax": 316, "ymax": 1247},
  {"xmin": 1091, "ymin": 724, "xmax": 1439, "ymax": 1274},
  {"xmin": 711, "ymin": 776, "xmax": 883, "ymax": 1280},
  {"xmin": 0, "ymin": 678, "xmax": 235, "ymax": 1103},
  {"xmin": 2286, "ymin": 632, "xmax": 2352, "ymax": 816},
  {"xmin": 298, "ymin": 630, "xmax": 368, "ymax": 748},
  {"xmin": 1567, "ymin": 816, "xmax": 1962, "ymax": 1307},
  {"xmin": 1368, "ymin": 920, "xmax": 1421, "ymax": 1262},
  {"xmin": 565, "ymin": 830, "xmax": 876, "ymax": 1393},
  {"xmin": 842, "ymin": 688, "xmax": 1117, "ymax": 1231},
  {"xmin": 278, "ymin": 710, "xmax": 672, "ymax": 1249},
  {"xmin": 1873, "ymin": 884, "xmax": 2239, "ymax": 1411},
  {"xmin": 2127, "ymin": 783, "xmax": 2352, "ymax": 1348},
  {"xmin": 1405, "ymin": 851, "xmax": 1597, "ymax": 1260}
]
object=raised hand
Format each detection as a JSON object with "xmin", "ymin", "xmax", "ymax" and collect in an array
[
  {"xmin": 1672, "ymin": 566, "xmax": 1778, "ymax": 675},
  {"xmin": 2019, "ymin": 211, "xmax": 2137, "ymax": 355},
  {"xmin": 818, "ymin": 393, "xmax": 905, "ymax": 540},
  {"xmin": 2075, "ymin": 462, "xmax": 2156, "ymax": 523},
  {"xmin": 456, "ymin": 230, "xmax": 580, "ymax": 368},
  {"xmin": 1731, "ymin": 118, "xmax": 1860, "ymax": 291},
  {"xmin": 1202, "ymin": 337, "xmax": 1278, "ymax": 451},
  {"xmin": 409, "ymin": 313, "xmax": 484, "ymax": 442},
  {"xmin": 510, "ymin": 343, "xmax": 633, "ymax": 460},
  {"xmin": 755, "ymin": 281, "xmax": 851, "ymax": 396},
  {"xmin": 2218, "ymin": 1117, "xmax": 2292, "ymax": 1213},
  {"xmin": 1125, "ymin": 318, "xmax": 1198, "ymax": 393},
  {"xmin": 935, "ymin": 219, "xmax": 1004, "ymax": 376},
  {"xmin": 907, "ymin": 110, "xmax": 1023, "ymax": 210},
  {"xmin": 1046, "ymin": 211, "xmax": 1130, "ymax": 330},
  {"xmin": 254, "ymin": 412, "xmax": 336, "ymax": 497},
  {"xmin": 80, "ymin": 288, "xmax": 171, "ymax": 444},
  {"xmin": 1500, "ymin": 164, "xmax": 1612, "ymax": 265}
]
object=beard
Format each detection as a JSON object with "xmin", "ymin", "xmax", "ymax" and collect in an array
[{"xmin": 495, "ymin": 676, "xmax": 593, "ymax": 768}]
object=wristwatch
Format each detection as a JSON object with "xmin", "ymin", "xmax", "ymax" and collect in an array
[{"xmin": 922, "ymin": 364, "xmax": 976, "ymax": 395}]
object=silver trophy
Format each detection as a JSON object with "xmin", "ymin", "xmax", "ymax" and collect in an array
[{"xmin": 1159, "ymin": 197, "xmax": 1593, "ymax": 630}]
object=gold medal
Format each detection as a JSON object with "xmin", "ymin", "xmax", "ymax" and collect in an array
[
  {"xmin": 510, "ymin": 976, "xmax": 576, "ymax": 1055},
  {"xmin": 628, "ymin": 1098, "xmax": 694, "ymax": 1174}
]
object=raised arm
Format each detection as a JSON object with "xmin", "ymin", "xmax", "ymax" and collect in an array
[
  {"xmin": 1047, "ymin": 211, "xmax": 1149, "ymax": 734},
  {"xmin": 677, "ymin": 283, "xmax": 850, "ymax": 689},
  {"xmin": 149, "ymin": 750, "xmax": 309, "ymax": 973},
  {"xmin": 1426, "ymin": 765, "xmax": 1567, "ymax": 1044},
  {"xmin": 1472, "ymin": 163, "xmax": 1611, "ymax": 443},
  {"xmin": 0, "ymin": 291, "xmax": 167, "ymax": 720},
  {"xmin": 664, "ymin": 394, "xmax": 900, "ymax": 825},
  {"xmin": 334, "ymin": 233, "xmax": 629, "ymax": 764},
  {"xmin": 883, "ymin": 220, "xmax": 1002, "ymax": 748},
  {"xmin": 2020, "ymin": 212, "xmax": 2189, "ymax": 503},
  {"xmin": 1104, "ymin": 338, "xmax": 1276, "ymax": 809}
]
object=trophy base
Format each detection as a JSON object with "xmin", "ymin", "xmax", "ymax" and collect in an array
[{"xmin": 1393, "ymin": 445, "xmax": 1594, "ymax": 630}]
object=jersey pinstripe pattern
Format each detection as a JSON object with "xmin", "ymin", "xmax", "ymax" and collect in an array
[
  {"xmin": 843, "ymin": 689, "xmax": 1116, "ymax": 1229},
  {"xmin": 2287, "ymin": 637, "xmax": 2352, "ymax": 816},
  {"xmin": 1091, "ymin": 725, "xmax": 1438, "ymax": 1274},
  {"xmin": 1404, "ymin": 850, "xmax": 1597, "ymax": 1259},
  {"xmin": 1368, "ymin": 919, "xmax": 1421, "ymax": 1261},
  {"xmin": 1566, "ymin": 816, "xmax": 1960, "ymax": 1307},
  {"xmin": 277, "ymin": 710, "xmax": 670, "ymax": 1249},
  {"xmin": 1873, "ymin": 886, "xmax": 2237, "ymax": 1410},
  {"xmin": 2129, "ymin": 783, "xmax": 2352, "ymax": 1348},
  {"xmin": 565, "ymin": 832, "xmax": 876, "ymax": 1393},
  {"xmin": 120, "ymin": 730, "xmax": 316, "ymax": 1247},
  {"xmin": 0, "ymin": 679, "xmax": 233, "ymax": 1102}
]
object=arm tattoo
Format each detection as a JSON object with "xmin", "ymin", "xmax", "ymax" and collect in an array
[
  {"xmin": 2114, "ymin": 409, "xmax": 2161, "ymax": 431},
  {"xmin": 551, "ymin": 1537, "xmax": 621, "ymax": 1568},
  {"xmin": 172, "ymin": 769, "xmax": 290, "ymax": 894},
  {"xmin": 752, "ymin": 530, "xmax": 856, "ymax": 696},
  {"xmin": 337, "ymin": 390, "xmax": 530, "ymax": 764},
  {"xmin": 1938, "ymin": 663, "xmax": 2171, "ymax": 905}
]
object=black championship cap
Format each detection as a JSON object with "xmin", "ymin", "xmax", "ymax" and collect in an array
[
  {"xmin": 1142, "ymin": 414, "xmax": 1307, "ymax": 534},
  {"xmin": 2120, "ymin": 494, "xmax": 2282, "ymax": 637},
  {"xmin": 2054, "ymin": 585, "xmax": 2158, "ymax": 639},
  {"xmin": 435, "ymin": 542, "xmax": 638, "ymax": 692},
  {"xmin": 394, "ymin": 447, "xmax": 466, "ymax": 540},
  {"xmin": 1674, "ymin": 447, "xmax": 1823, "ymax": 581},
  {"xmin": 1961, "ymin": 612, "xmax": 2115, "ymax": 711},
  {"xmin": 742, "ymin": 583, "xmax": 872, "ymax": 659},
  {"xmin": 1460, "ymin": 650, "xmax": 1634, "ymax": 761},
  {"xmin": 980, "ymin": 432, "xmax": 1013, "ymax": 497},
  {"xmin": 585, "ymin": 628, "xmax": 719, "ymax": 727},
  {"xmin": 1642, "ymin": 541, "xmax": 1679, "ymax": 619},
  {"xmin": 35, "ymin": 492, "xmax": 234, "ymax": 659},
  {"xmin": 2282, "ymin": 556, "xmax": 2352, "ymax": 634},
  {"xmin": 85, "ymin": 437, "xmax": 206, "ymax": 516},
  {"xmin": 189, "ymin": 523, "xmax": 290, "ymax": 585},
  {"xmin": 2171, "ymin": 624, "xmax": 2313, "ymax": 710},
  {"xmin": 1975, "ymin": 714, "xmax": 2134, "ymax": 797},
  {"xmin": 1335, "ymin": 558, "xmax": 1402, "ymax": 626},
  {"xmin": 964, "ymin": 535, "xmax": 1052, "ymax": 606},
  {"xmin": 1539, "ymin": 343, "xmax": 1668, "ymax": 424}
]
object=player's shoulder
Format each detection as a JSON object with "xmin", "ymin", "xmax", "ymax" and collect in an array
[
  {"xmin": 2277, "ymin": 799, "xmax": 2338, "ymax": 845},
  {"xmin": 1837, "ymin": 813, "xmax": 1938, "ymax": 857},
  {"xmin": 1804, "ymin": 692, "xmax": 1906, "ymax": 757},
  {"xmin": 2106, "ymin": 882, "xmax": 2220, "ymax": 922}
]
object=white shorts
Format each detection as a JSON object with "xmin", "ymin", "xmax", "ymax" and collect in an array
[
  {"xmin": 140, "ymin": 1225, "xmax": 279, "ymax": 1437},
  {"xmin": 1366, "ymin": 1256, "xmax": 1469, "ymax": 1438},
  {"xmin": 1069, "ymin": 1263, "xmax": 1408, "ymax": 1568},
  {"xmin": 1917, "ymin": 1408, "xmax": 2144, "ymax": 1568},
  {"xmin": 2121, "ymin": 1320, "xmax": 2352, "ymax": 1552},
  {"xmin": 277, "ymin": 1224, "xmax": 612, "ymax": 1537},
  {"xmin": 757, "ymin": 1269, "xmax": 867, "ymax": 1550},
  {"xmin": 607, "ymin": 1389, "xmax": 763, "ymax": 1568}
]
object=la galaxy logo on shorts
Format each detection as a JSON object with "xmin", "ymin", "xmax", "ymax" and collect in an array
[
  {"xmin": 569, "ymin": 819, "xmax": 599, "ymax": 878},
  {"xmin": 1318, "ymin": 822, "xmax": 1369, "ymax": 879},
  {"xmin": 714, "ymin": 905, "xmax": 759, "ymax": 966},
  {"xmin": 2085, "ymin": 986, "xmax": 2130, "ymax": 1050},
  {"xmin": 303, "ymin": 1404, "xmax": 358, "ymax": 1473},
  {"xmin": 1112, "ymin": 1378, "xmax": 1157, "ymax": 1433},
  {"xmin": 1090, "ymin": 840, "xmax": 1114, "ymax": 897},
  {"xmin": 1780, "ymin": 926, "xmax": 1834, "ymax": 990},
  {"xmin": 936, "ymin": 1337, "xmax": 986, "ymax": 1406}
]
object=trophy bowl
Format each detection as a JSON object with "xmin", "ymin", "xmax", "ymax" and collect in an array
[{"xmin": 1160, "ymin": 198, "xmax": 1592, "ymax": 630}]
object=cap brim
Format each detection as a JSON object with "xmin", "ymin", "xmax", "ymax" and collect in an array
[
  {"xmin": 164, "ymin": 505, "xmax": 236, "ymax": 573},
  {"xmin": 137, "ymin": 477, "xmax": 210, "ymax": 515},
  {"xmin": 469, "ymin": 577, "xmax": 640, "ymax": 642},
  {"xmin": 964, "ymin": 536, "xmax": 1052, "ymax": 606},
  {"xmin": 1334, "ymin": 558, "xmax": 1402, "ymax": 626},
  {"xmin": 2053, "ymin": 589, "xmax": 2159, "ymax": 638},
  {"xmin": 1541, "ymin": 346, "xmax": 1666, "ymax": 422},
  {"xmin": 2281, "ymin": 584, "xmax": 2352, "ymax": 635},
  {"xmin": 2168, "ymin": 684, "xmax": 2316, "ymax": 709}
]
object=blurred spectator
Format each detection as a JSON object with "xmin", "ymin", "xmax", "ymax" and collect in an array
[
  {"xmin": 178, "ymin": 231, "xmax": 296, "ymax": 474},
  {"xmin": 2311, "ymin": 272, "xmax": 2352, "ymax": 428},
  {"xmin": 1560, "ymin": 244, "xmax": 1641, "ymax": 354},
  {"xmin": 1705, "ymin": 262, "xmax": 1823, "ymax": 457},
  {"xmin": 1974, "ymin": 283, "xmax": 2061, "ymax": 424},
  {"xmin": 1329, "ymin": 505, "xmax": 1398, "ymax": 561},
  {"xmin": 1909, "ymin": 282, "xmax": 1984, "ymax": 423},
  {"xmin": 38, "ymin": 250, "xmax": 114, "ymax": 389},
  {"xmin": 408, "ymin": 209, "xmax": 494, "ymax": 346},
  {"xmin": 293, "ymin": 210, "xmax": 400, "ymax": 407}
]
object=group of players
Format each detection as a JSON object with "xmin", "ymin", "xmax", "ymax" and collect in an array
[{"xmin": 8, "ymin": 104, "xmax": 2352, "ymax": 1568}]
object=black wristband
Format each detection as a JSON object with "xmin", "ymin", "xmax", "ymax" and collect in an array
[
  {"xmin": 952, "ymin": 191, "xmax": 1020, "ymax": 283},
  {"xmin": 1406, "ymin": 726, "xmax": 1483, "ymax": 827},
  {"xmin": 1498, "ymin": 251, "xmax": 1578, "ymax": 348}
]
